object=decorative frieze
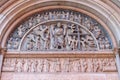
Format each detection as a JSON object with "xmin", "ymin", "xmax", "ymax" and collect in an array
[{"xmin": 2, "ymin": 58, "xmax": 116, "ymax": 72}]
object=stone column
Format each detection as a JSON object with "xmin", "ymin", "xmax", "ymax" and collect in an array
[
  {"xmin": 0, "ymin": 47, "xmax": 6, "ymax": 80},
  {"xmin": 114, "ymin": 48, "xmax": 120, "ymax": 80}
]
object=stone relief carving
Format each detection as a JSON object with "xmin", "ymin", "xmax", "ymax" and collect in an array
[
  {"xmin": 7, "ymin": 9, "xmax": 112, "ymax": 51},
  {"xmin": 21, "ymin": 22, "xmax": 99, "ymax": 51},
  {"xmin": 2, "ymin": 58, "xmax": 116, "ymax": 72}
]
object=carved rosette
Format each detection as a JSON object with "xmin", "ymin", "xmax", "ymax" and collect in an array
[{"xmin": 7, "ymin": 9, "xmax": 112, "ymax": 51}]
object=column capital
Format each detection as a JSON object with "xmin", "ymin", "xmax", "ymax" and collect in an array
[
  {"xmin": 0, "ymin": 46, "xmax": 7, "ymax": 55},
  {"xmin": 113, "ymin": 48, "xmax": 120, "ymax": 55}
]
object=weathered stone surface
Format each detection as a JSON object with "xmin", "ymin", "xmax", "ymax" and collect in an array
[{"xmin": 1, "ymin": 72, "xmax": 118, "ymax": 80}]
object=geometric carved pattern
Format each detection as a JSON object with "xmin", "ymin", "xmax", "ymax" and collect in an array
[
  {"xmin": 2, "ymin": 58, "xmax": 116, "ymax": 72},
  {"xmin": 7, "ymin": 9, "xmax": 112, "ymax": 51}
]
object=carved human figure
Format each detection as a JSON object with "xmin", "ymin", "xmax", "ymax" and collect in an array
[
  {"xmin": 66, "ymin": 35, "xmax": 72, "ymax": 50},
  {"xmin": 69, "ymin": 36, "xmax": 78, "ymax": 50},
  {"xmin": 11, "ymin": 59, "xmax": 16, "ymax": 68},
  {"xmin": 93, "ymin": 59, "xmax": 99, "ymax": 72},
  {"xmin": 84, "ymin": 18, "xmax": 91, "ymax": 29},
  {"xmin": 54, "ymin": 58, "xmax": 61, "ymax": 72},
  {"xmin": 53, "ymin": 11, "xmax": 56, "ymax": 19},
  {"xmin": 78, "ymin": 14, "xmax": 82, "ymax": 23},
  {"xmin": 81, "ymin": 58, "xmax": 87, "ymax": 72},
  {"xmin": 81, "ymin": 34, "xmax": 95, "ymax": 51},
  {"xmin": 40, "ymin": 14, "xmax": 44, "ymax": 21},
  {"xmin": 7, "ymin": 38, "xmax": 13, "ymax": 49},
  {"xmin": 50, "ymin": 24, "xmax": 55, "ymax": 49},
  {"xmin": 14, "ymin": 39, "xmax": 19, "ymax": 49},
  {"xmin": 30, "ymin": 59, "xmax": 37, "ymax": 72},
  {"xmin": 104, "ymin": 37, "xmax": 110, "ymax": 49},
  {"xmin": 81, "ymin": 37, "xmax": 87, "ymax": 50},
  {"xmin": 93, "ymin": 26, "xmax": 101, "ymax": 38},
  {"xmin": 65, "ymin": 12, "xmax": 69, "ymax": 20},
  {"xmin": 3, "ymin": 59, "xmax": 10, "ymax": 67},
  {"xmin": 72, "ymin": 60, "xmax": 81, "ymax": 72},
  {"xmin": 98, "ymin": 38, "xmax": 105, "ymax": 49},
  {"xmin": 87, "ymin": 58, "xmax": 93, "ymax": 72},
  {"xmin": 18, "ymin": 25, "xmax": 23, "ymax": 37},
  {"xmin": 49, "ymin": 61, "xmax": 55, "ymax": 72},
  {"xmin": 61, "ymin": 11, "xmax": 66, "ymax": 19},
  {"xmin": 36, "ymin": 14, "xmax": 41, "ymax": 23},
  {"xmin": 41, "ymin": 31, "xmax": 50, "ymax": 50},
  {"xmin": 43, "ymin": 59, "xmax": 50, "ymax": 72},
  {"xmin": 62, "ymin": 58, "xmax": 70, "ymax": 72},
  {"xmin": 44, "ymin": 12, "xmax": 49, "ymax": 20},
  {"xmin": 49, "ymin": 12, "xmax": 52, "ymax": 19},
  {"xmin": 35, "ymin": 35, "xmax": 41, "ymax": 50},
  {"xmin": 28, "ymin": 18, "xmax": 33, "ymax": 27},
  {"xmin": 52, "ymin": 22, "xmax": 66, "ymax": 49},
  {"xmin": 97, "ymin": 59, "xmax": 103, "ymax": 72},
  {"xmin": 15, "ymin": 59, "xmax": 23, "ymax": 72},
  {"xmin": 85, "ymin": 35, "xmax": 95, "ymax": 50},
  {"xmin": 56, "ymin": 11, "xmax": 61, "ymax": 19},
  {"xmin": 23, "ymin": 59, "xmax": 29, "ymax": 72},
  {"xmin": 26, "ymin": 38, "xmax": 35, "ymax": 50},
  {"xmin": 109, "ymin": 58, "xmax": 115, "ymax": 66},
  {"xmin": 37, "ymin": 59, "xmax": 44, "ymax": 72},
  {"xmin": 38, "ymin": 25, "xmax": 49, "ymax": 49},
  {"xmin": 69, "ymin": 12, "xmax": 74, "ymax": 21},
  {"xmin": 74, "ymin": 14, "xmax": 78, "ymax": 22},
  {"xmin": 103, "ymin": 58, "xmax": 116, "ymax": 71}
]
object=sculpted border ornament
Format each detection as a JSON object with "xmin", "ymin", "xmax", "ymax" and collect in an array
[{"xmin": 6, "ymin": 9, "xmax": 112, "ymax": 52}]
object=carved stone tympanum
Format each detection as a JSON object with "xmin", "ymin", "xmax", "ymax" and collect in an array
[{"xmin": 7, "ymin": 9, "xmax": 112, "ymax": 51}]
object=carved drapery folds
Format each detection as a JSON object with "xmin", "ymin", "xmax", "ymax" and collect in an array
[
  {"xmin": 7, "ymin": 9, "xmax": 112, "ymax": 51},
  {"xmin": 2, "ymin": 58, "xmax": 116, "ymax": 73}
]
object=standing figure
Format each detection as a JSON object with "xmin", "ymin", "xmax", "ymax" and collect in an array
[
  {"xmin": 37, "ymin": 59, "xmax": 44, "ymax": 72},
  {"xmin": 50, "ymin": 24, "xmax": 55, "ymax": 49},
  {"xmin": 70, "ymin": 36, "xmax": 78, "ymax": 50},
  {"xmin": 104, "ymin": 37, "xmax": 110, "ymax": 49},
  {"xmin": 54, "ymin": 58, "xmax": 61, "ymax": 72},
  {"xmin": 43, "ymin": 59, "xmax": 50, "ymax": 72},
  {"xmin": 30, "ymin": 59, "xmax": 37, "ymax": 72},
  {"xmin": 23, "ymin": 59, "xmax": 29, "ymax": 72},
  {"xmin": 18, "ymin": 25, "xmax": 23, "ymax": 37},
  {"xmin": 72, "ymin": 60, "xmax": 81, "ymax": 72},
  {"xmin": 81, "ymin": 58, "xmax": 88, "ymax": 72},
  {"xmin": 15, "ymin": 59, "xmax": 23, "ymax": 72},
  {"xmin": 93, "ymin": 26, "xmax": 101, "ymax": 38},
  {"xmin": 63, "ymin": 58, "xmax": 70, "ymax": 72},
  {"xmin": 87, "ymin": 58, "xmax": 93, "ymax": 72},
  {"xmin": 52, "ymin": 22, "xmax": 66, "ymax": 49},
  {"xmin": 93, "ymin": 59, "xmax": 99, "ymax": 72}
]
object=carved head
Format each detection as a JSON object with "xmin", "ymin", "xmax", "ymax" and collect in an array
[{"xmin": 57, "ymin": 22, "xmax": 61, "ymax": 27}]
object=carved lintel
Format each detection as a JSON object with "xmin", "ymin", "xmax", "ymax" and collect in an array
[{"xmin": 2, "ymin": 58, "xmax": 117, "ymax": 73}]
